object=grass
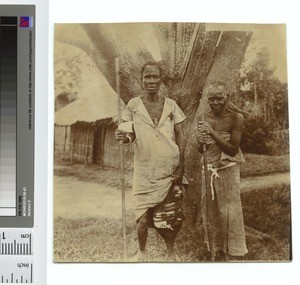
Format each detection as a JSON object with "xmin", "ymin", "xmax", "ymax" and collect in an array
[
  {"xmin": 54, "ymin": 153, "xmax": 290, "ymax": 188},
  {"xmin": 240, "ymin": 153, "xmax": 290, "ymax": 177},
  {"xmin": 54, "ymin": 184, "xmax": 291, "ymax": 263},
  {"xmin": 241, "ymin": 183, "xmax": 291, "ymax": 261},
  {"xmin": 54, "ymin": 214, "xmax": 204, "ymax": 263},
  {"xmin": 54, "ymin": 163, "xmax": 133, "ymax": 188},
  {"xmin": 53, "ymin": 153, "xmax": 291, "ymax": 262}
]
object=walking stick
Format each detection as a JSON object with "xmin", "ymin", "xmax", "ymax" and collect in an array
[
  {"xmin": 115, "ymin": 58, "xmax": 127, "ymax": 261},
  {"xmin": 199, "ymin": 100, "xmax": 214, "ymax": 261}
]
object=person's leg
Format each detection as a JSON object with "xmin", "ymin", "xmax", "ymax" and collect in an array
[
  {"xmin": 156, "ymin": 222, "xmax": 182, "ymax": 261},
  {"xmin": 224, "ymin": 252, "xmax": 230, "ymax": 261},
  {"xmin": 134, "ymin": 210, "xmax": 151, "ymax": 261}
]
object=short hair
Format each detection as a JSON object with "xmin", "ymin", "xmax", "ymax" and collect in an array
[
  {"xmin": 141, "ymin": 61, "xmax": 162, "ymax": 77},
  {"xmin": 208, "ymin": 79, "xmax": 228, "ymax": 96}
]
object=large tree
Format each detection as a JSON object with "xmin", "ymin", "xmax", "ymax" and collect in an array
[{"xmin": 55, "ymin": 23, "xmax": 252, "ymax": 222}]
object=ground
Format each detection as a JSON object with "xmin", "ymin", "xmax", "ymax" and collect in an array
[
  {"xmin": 54, "ymin": 172, "xmax": 290, "ymax": 219},
  {"xmin": 53, "ymin": 155, "xmax": 291, "ymax": 263},
  {"xmin": 54, "ymin": 175, "xmax": 134, "ymax": 219}
]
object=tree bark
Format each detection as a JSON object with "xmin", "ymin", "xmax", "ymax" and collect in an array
[
  {"xmin": 55, "ymin": 23, "xmax": 252, "ymax": 225},
  {"xmin": 183, "ymin": 31, "xmax": 252, "ymax": 223}
]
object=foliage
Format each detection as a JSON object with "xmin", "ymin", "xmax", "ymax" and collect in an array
[
  {"xmin": 234, "ymin": 48, "xmax": 288, "ymax": 126},
  {"xmin": 241, "ymin": 117, "xmax": 289, "ymax": 155},
  {"xmin": 232, "ymin": 48, "xmax": 289, "ymax": 155},
  {"xmin": 241, "ymin": 117, "xmax": 272, "ymax": 154}
]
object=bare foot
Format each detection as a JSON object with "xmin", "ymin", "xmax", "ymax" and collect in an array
[
  {"xmin": 130, "ymin": 251, "xmax": 147, "ymax": 262},
  {"xmin": 224, "ymin": 253, "xmax": 230, "ymax": 262},
  {"xmin": 165, "ymin": 254, "xmax": 180, "ymax": 262}
]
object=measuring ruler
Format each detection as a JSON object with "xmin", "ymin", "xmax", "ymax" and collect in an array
[
  {"xmin": 0, "ymin": 256, "xmax": 33, "ymax": 283},
  {"xmin": 0, "ymin": 257, "xmax": 33, "ymax": 284},
  {"xmin": 0, "ymin": 229, "xmax": 33, "ymax": 283},
  {"xmin": 0, "ymin": 229, "xmax": 32, "ymax": 256},
  {"xmin": 0, "ymin": 6, "xmax": 36, "ymax": 284}
]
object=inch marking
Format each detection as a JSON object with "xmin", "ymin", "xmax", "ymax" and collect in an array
[{"xmin": 0, "ymin": 258, "xmax": 33, "ymax": 283}]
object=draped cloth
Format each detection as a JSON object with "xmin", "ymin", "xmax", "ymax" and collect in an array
[
  {"xmin": 122, "ymin": 96, "xmax": 186, "ymax": 221},
  {"xmin": 201, "ymin": 132, "xmax": 248, "ymax": 256}
]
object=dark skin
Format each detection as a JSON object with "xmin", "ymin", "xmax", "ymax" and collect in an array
[
  {"xmin": 115, "ymin": 64, "xmax": 185, "ymax": 261},
  {"xmin": 198, "ymin": 86, "xmax": 244, "ymax": 261},
  {"xmin": 139, "ymin": 65, "xmax": 184, "ymax": 185},
  {"xmin": 115, "ymin": 65, "xmax": 184, "ymax": 184},
  {"xmin": 198, "ymin": 88, "xmax": 244, "ymax": 157}
]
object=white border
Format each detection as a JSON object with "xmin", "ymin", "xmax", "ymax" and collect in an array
[
  {"xmin": 6, "ymin": 0, "xmax": 296, "ymax": 284},
  {"xmin": 1, "ymin": 0, "xmax": 49, "ymax": 284},
  {"xmin": 49, "ymin": 1, "xmax": 300, "ymax": 285}
]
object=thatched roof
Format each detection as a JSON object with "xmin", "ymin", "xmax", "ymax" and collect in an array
[{"xmin": 55, "ymin": 85, "xmax": 125, "ymax": 126}]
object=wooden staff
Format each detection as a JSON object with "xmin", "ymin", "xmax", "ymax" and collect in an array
[
  {"xmin": 198, "ymin": 31, "xmax": 223, "ymax": 261},
  {"xmin": 115, "ymin": 57, "xmax": 127, "ymax": 260},
  {"xmin": 199, "ymin": 99, "xmax": 214, "ymax": 261}
]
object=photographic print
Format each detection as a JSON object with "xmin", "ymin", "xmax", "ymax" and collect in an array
[{"xmin": 53, "ymin": 22, "xmax": 290, "ymax": 262}]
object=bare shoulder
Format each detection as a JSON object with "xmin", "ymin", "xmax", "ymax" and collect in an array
[
  {"xmin": 231, "ymin": 111, "xmax": 244, "ymax": 129},
  {"xmin": 226, "ymin": 108, "xmax": 244, "ymax": 126},
  {"xmin": 233, "ymin": 111, "xmax": 244, "ymax": 122}
]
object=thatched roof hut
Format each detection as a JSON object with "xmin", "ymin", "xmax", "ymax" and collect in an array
[{"xmin": 54, "ymin": 86, "xmax": 133, "ymax": 168}]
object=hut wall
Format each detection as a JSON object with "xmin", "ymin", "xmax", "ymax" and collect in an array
[
  {"xmin": 69, "ymin": 122, "xmax": 94, "ymax": 164},
  {"xmin": 94, "ymin": 119, "xmax": 111, "ymax": 167},
  {"xmin": 55, "ymin": 120, "xmax": 134, "ymax": 168},
  {"xmin": 103, "ymin": 123, "xmax": 133, "ymax": 169}
]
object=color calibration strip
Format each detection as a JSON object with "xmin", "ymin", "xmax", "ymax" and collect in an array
[
  {"xmin": 0, "ymin": 6, "xmax": 35, "ymax": 228},
  {"xmin": 0, "ymin": 6, "xmax": 36, "ymax": 283},
  {"xmin": 0, "ymin": 16, "xmax": 18, "ymax": 217}
]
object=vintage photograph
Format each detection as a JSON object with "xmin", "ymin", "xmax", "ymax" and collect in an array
[{"xmin": 53, "ymin": 22, "xmax": 290, "ymax": 262}]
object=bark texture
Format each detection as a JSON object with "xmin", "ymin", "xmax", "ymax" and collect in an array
[{"xmin": 55, "ymin": 23, "xmax": 252, "ymax": 224}]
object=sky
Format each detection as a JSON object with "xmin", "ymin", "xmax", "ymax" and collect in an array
[
  {"xmin": 206, "ymin": 23, "xmax": 287, "ymax": 82},
  {"xmin": 55, "ymin": 23, "xmax": 288, "ymax": 99},
  {"xmin": 130, "ymin": 23, "xmax": 288, "ymax": 82}
]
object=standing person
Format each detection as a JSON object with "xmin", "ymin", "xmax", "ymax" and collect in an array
[
  {"xmin": 198, "ymin": 80, "xmax": 248, "ymax": 261},
  {"xmin": 115, "ymin": 61, "xmax": 187, "ymax": 262}
]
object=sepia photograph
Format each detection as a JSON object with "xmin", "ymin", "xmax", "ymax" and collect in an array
[{"xmin": 53, "ymin": 22, "xmax": 290, "ymax": 263}]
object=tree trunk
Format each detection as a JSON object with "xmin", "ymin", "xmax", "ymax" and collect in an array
[
  {"xmin": 183, "ymin": 31, "xmax": 252, "ymax": 223},
  {"xmin": 55, "ymin": 23, "xmax": 252, "ymax": 226}
]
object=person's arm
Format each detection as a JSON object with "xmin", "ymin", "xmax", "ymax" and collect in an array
[
  {"xmin": 212, "ymin": 113, "xmax": 244, "ymax": 156},
  {"xmin": 115, "ymin": 99, "xmax": 135, "ymax": 144},
  {"xmin": 115, "ymin": 121, "xmax": 136, "ymax": 144},
  {"xmin": 199, "ymin": 113, "xmax": 244, "ymax": 156},
  {"xmin": 173, "ymin": 123, "xmax": 185, "ymax": 183},
  {"xmin": 123, "ymin": 131, "xmax": 136, "ymax": 145}
]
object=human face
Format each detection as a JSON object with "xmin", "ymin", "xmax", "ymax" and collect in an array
[
  {"xmin": 207, "ymin": 88, "xmax": 228, "ymax": 115},
  {"xmin": 141, "ymin": 65, "xmax": 161, "ymax": 95}
]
